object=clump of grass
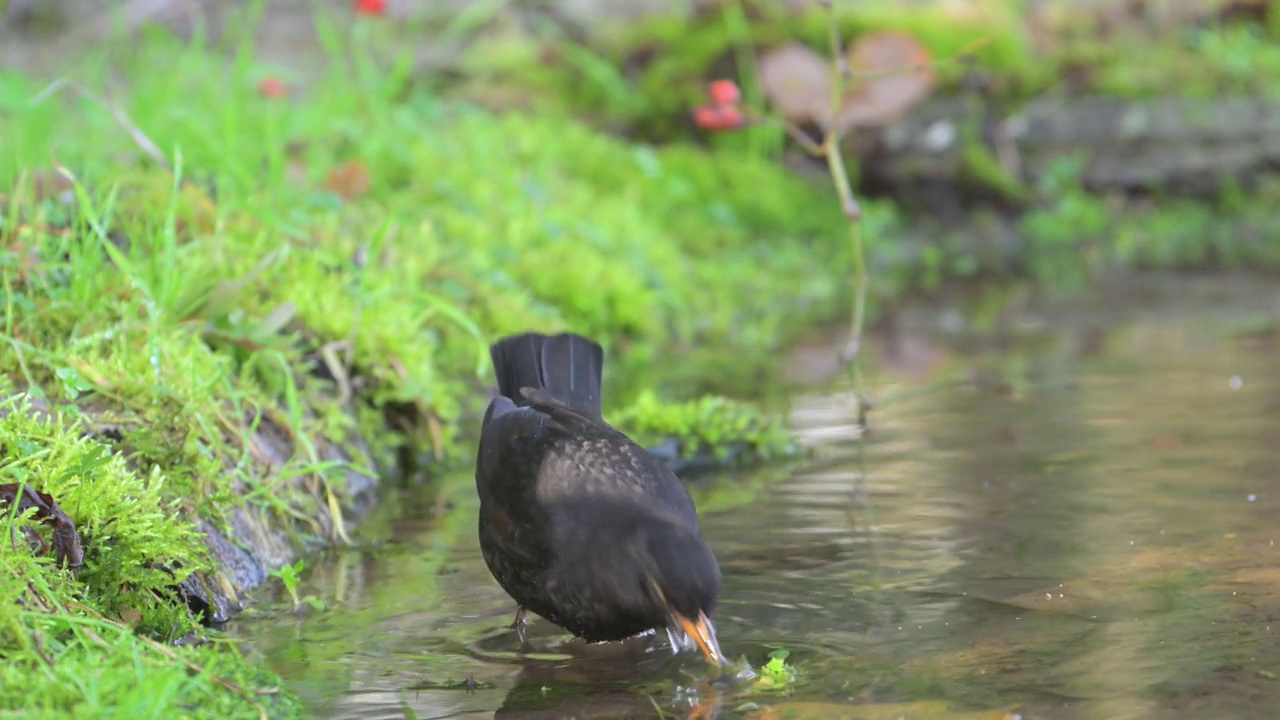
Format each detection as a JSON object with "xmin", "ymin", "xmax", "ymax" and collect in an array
[{"xmin": 0, "ymin": 600, "xmax": 299, "ymax": 720}]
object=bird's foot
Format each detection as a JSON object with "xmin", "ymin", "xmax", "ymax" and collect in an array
[{"xmin": 509, "ymin": 606, "xmax": 530, "ymax": 648}]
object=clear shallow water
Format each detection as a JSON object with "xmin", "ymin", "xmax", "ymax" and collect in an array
[{"xmin": 233, "ymin": 283, "xmax": 1280, "ymax": 720}]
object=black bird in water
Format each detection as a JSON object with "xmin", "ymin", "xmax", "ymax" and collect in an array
[{"xmin": 475, "ymin": 332, "xmax": 728, "ymax": 666}]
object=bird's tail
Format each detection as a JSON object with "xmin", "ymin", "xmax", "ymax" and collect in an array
[{"xmin": 489, "ymin": 332, "xmax": 604, "ymax": 421}]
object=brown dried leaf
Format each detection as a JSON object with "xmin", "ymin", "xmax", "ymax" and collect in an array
[
  {"xmin": 839, "ymin": 31, "xmax": 936, "ymax": 131},
  {"xmin": 1, "ymin": 483, "xmax": 84, "ymax": 568},
  {"xmin": 324, "ymin": 161, "xmax": 372, "ymax": 201}
]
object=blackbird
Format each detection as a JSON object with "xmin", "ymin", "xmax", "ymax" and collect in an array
[{"xmin": 475, "ymin": 332, "xmax": 727, "ymax": 666}]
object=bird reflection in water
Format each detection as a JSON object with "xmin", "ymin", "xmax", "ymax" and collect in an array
[{"xmin": 488, "ymin": 636, "xmax": 731, "ymax": 720}]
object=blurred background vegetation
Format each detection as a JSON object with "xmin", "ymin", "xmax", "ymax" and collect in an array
[{"xmin": 2, "ymin": 0, "xmax": 1279, "ymax": 717}]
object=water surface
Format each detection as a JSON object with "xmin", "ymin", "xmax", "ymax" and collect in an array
[{"xmin": 234, "ymin": 278, "xmax": 1280, "ymax": 720}]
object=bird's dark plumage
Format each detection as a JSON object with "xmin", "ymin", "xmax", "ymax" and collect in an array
[{"xmin": 475, "ymin": 332, "xmax": 726, "ymax": 665}]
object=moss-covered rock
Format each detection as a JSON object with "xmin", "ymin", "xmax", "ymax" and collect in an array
[
  {"xmin": 0, "ymin": 394, "xmax": 299, "ymax": 719},
  {"xmin": 616, "ymin": 390, "xmax": 803, "ymax": 476}
]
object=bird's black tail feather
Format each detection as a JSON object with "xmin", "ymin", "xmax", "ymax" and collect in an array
[{"xmin": 489, "ymin": 332, "xmax": 604, "ymax": 421}]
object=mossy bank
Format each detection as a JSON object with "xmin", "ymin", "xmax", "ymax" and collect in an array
[
  {"xmin": 0, "ymin": 6, "xmax": 874, "ymax": 715},
  {"xmin": 458, "ymin": 0, "xmax": 1280, "ymax": 289}
]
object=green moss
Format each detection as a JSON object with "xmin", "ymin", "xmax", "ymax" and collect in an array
[
  {"xmin": 1016, "ymin": 159, "xmax": 1280, "ymax": 289},
  {"xmin": 1, "ymin": 21, "xmax": 862, "ymax": 444},
  {"xmin": 0, "ymin": 615, "xmax": 299, "ymax": 720},
  {"xmin": 0, "ymin": 395, "xmax": 295, "ymax": 718},
  {"xmin": 959, "ymin": 117, "xmax": 1029, "ymax": 204},
  {"xmin": 614, "ymin": 390, "xmax": 801, "ymax": 473},
  {"xmin": 1083, "ymin": 23, "xmax": 1280, "ymax": 100}
]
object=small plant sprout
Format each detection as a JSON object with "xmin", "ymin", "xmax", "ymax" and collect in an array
[
  {"xmin": 268, "ymin": 560, "xmax": 325, "ymax": 614},
  {"xmin": 753, "ymin": 648, "xmax": 797, "ymax": 692}
]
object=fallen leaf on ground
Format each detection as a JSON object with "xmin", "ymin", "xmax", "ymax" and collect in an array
[
  {"xmin": 325, "ymin": 161, "xmax": 372, "ymax": 201},
  {"xmin": 0, "ymin": 483, "xmax": 84, "ymax": 568}
]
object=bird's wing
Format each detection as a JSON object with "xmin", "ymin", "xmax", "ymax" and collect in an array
[
  {"xmin": 519, "ymin": 396, "xmax": 702, "ymax": 532},
  {"xmin": 476, "ymin": 406, "xmax": 559, "ymax": 568}
]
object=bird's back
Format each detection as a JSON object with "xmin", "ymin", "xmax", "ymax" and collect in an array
[{"xmin": 524, "ymin": 399, "xmax": 699, "ymax": 531}]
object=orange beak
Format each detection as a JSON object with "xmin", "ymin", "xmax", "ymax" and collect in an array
[{"xmin": 673, "ymin": 610, "xmax": 728, "ymax": 667}]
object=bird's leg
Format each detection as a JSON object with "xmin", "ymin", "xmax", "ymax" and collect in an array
[{"xmin": 509, "ymin": 606, "xmax": 530, "ymax": 647}]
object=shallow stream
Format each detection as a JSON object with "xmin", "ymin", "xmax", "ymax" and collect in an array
[{"xmin": 233, "ymin": 276, "xmax": 1280, "ymax": 720}]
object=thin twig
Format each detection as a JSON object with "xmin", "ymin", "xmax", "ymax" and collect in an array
[
  {"xmin": 813, "ymin": 0, "xmax": 869, "ymax": 424},
  {"xmin": 31, "ymin": 629, "xmax": 55, "ymax": 668},
  {"xmin": 778, "ymin": 119, "xmax": 826, "ymax": 157},
  {"xmin": 820, "ymin": 1, "xmax": 859, "ymax": 220},
  {"xmin": 319, "ymin": 341, "xmax": 354, "ymax": 405}
]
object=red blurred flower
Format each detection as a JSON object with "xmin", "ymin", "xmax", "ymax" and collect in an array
[
  {"xmin": 354, "ymin": 0, "xmax": 386, "ymax": 16},
  {"xmin": 258, "ymin": 77, "xmax": 288, "ymax": 99},
  {"xmin": 693, "ymin": 78, "xmax": 747, "ymax": 132},
  {"xmin": 707, "ymin": 79, "xmax": 741, "ymax": 107},
  {"xmin": 692, "ymin": 104, "xmax": 745, "ymax": 132}
]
